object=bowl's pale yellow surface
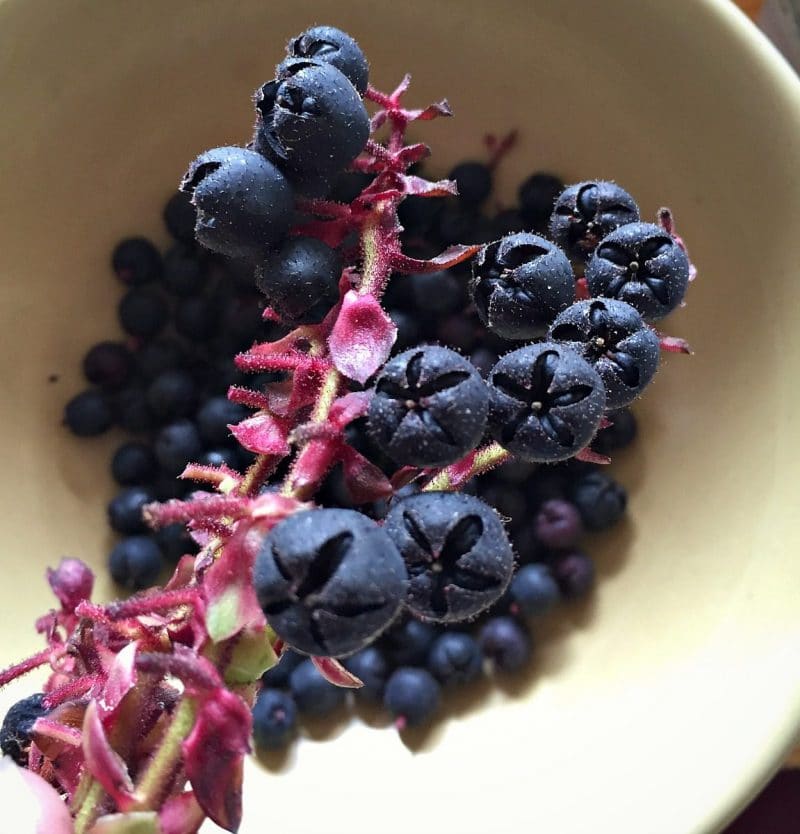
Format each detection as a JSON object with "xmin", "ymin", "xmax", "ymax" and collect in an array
[{"xmin": 0, "ymin": 1, "xmax": 799, "ymax": 832}]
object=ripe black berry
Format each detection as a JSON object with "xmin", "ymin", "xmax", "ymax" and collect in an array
[
  {"xmin": 407, "ymin": 270, "xmax": 465, "ymax": 315},
  {"xmin": 449, "ymin": 161, "xmax": 492, "ymax": 208},
  {"xmin": 379, "ymin": 616, "xmax": 439, "ymax": 667},
  {"xmin": 534, "ymin": 498, "xmax": 583, "ymax": 549},
  {"xmin": 518, "ymin": 172, "xmax": 564, "ymax": 230},
  {"xmin": 569, "ymin": 471, "xmax": 627, "ymax": 531},
  {"xmin": 427, "ymin": 631, "xmax": 483, "ymax": 687},
  {"xmin": 111, "ymin": 237, "xmax": 162, "ymax": 286},
  {"xmin": 487, "ymin": 342, "xmax": 606, "ymax": 462},
  {"xmin": 82, "ymin": 342, "xmax": 134, "ymax": 391},
  {"xmin": 118, "ymin": 288, "xmax": 168, "ymax": 340},
  {"xmin": 383, "ymin": 667, "xmax": 441, "ymax": 727},
  {"xmin": 146, "ymin": 370, "xmax": 199, "ymax": 422},
  {"xmin": 111, "ymin": 442, "xmax": 157, "ymax": 486},
  {"xmin": 585, "ymin": 222, "xmax": 690, "ymax": 321},
  {"xmin": 342, "ymin": 646, "xmax": 390, "ymax": 702},
  {"xmin": 162, "ymin": 191, "xmax": 197, "ymax": 245},
  {"xmin": 548, "ymin": 550, "xmax": 595, "ymax": 599},
  {"xmin": 0, "ymin": 693, "xmax": 48, "ymax": 765},
  {"xmin": 509, "ymin": 563, "xmax": 561, "ymax": 617},
  {"xmin": 113, "ymin": 386, "xmax": 156, "ymax": 433},
  {"xmin": 196, "ymin": 396, "xmax": 248, "ymax": 446},
  {"xmin": 280, "ymin": 25, "xmax": 369, "ymax": 95},
  {"xmin": 107, "ymin": 487, "xmax": 154, "ymax": 535},
  {"xmin": 289, "ymin": 659, "xmax": 347, "ymax": 716},
  {"xmin": 162, "ymin": 244, "xmax": 207, "ymax": 296},
  {"xmin": 155, "ymin": 522, "xmax": 198, "ymax": 564},
  {"xmin": 174, "ymin": 296, "xmax": 218, "ymax": 342},
  {"xmin": 252, "ymin": 688, "xmax": 297, "ymax": 749},
  {"xmin": 256, "ymin": 236, "xmax": 342, "ymax": 325},
  {"xmin": 63, "ymin": 390, "xmax": 113, "ymax": 437},
  {"xmin": 253, "ymin": 508, "xmax": 408, "ymax": 657},
  {"xmin": 181, "ymin": 146, "xmax": 293, "ymax": 259},
  {"xmin": 109, "ymin": 537, "xmax": 162, "ymax": 590},
  {"xmin": 470, "ymin": 233, "xmax": 575, "ymax": 340},
  {"xmin": 135, "ymin": 339, "xmax": 187, "ymax": 382},
  {"xmin": 549, "ymin": 298, "xmax": 660, "ymax": 408},
  {"xmin": 549, "ymin": 181, "xmax": 640, "ymax": 261},
  {"xmin": 478, "ymin": 616, "xmax": 531, "ymax": 672},
  {"xmin": 260, "ymin": 649, "xmax": 303, "ymax": 689},
  {"xmin": 154, "ymin": 419, "xmax": 203, "ymax": 477},
  {"xmin": 593, "ymin": 407, "xmax": 637, "ymax": 454},
  {"xmin": 384, "ymin": 492, "xmax": 515, "ymax": 623},
  {"xmin": 254, "ymin": 62, "xmax": 369, "ymax": 178},
  {"xmin": 368, "ymin": 346, "xmax": 489, "ymax": 468}
]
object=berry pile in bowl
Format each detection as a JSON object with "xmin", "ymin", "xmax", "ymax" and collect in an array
[{"xmin": 1, "ymin": 3, "xmax": 799, "ymax": 834}]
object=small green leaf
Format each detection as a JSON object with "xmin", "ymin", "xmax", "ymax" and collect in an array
[
  {"xmin": 205, "ymin": 586, "xmax": 240, "ymax": 644},
  {"xmin": 89, "ymin": 812, "xmax": 158, "ymax": 834},
  {"xmin": 225, "ymin": 625, "xmax": 279, "ymax": 685}
]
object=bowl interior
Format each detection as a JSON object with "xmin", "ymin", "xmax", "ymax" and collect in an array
[{"xmin": 1, "ymin": 1, "xmax": 799, "ymax": 832}]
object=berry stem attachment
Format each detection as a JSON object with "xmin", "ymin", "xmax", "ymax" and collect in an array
[{"xmin": 424, "ymin": 442, "xmax": 510, "ymax": 491}]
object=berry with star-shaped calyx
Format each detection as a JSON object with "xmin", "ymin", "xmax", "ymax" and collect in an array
[{"xmin": 278, "ymin": 25, "xmax": 369, "ymax": 95}]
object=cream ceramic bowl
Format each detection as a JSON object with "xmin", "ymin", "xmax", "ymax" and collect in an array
[{"xmin": 1, "ymin": 1, "xmax": 799, "ymax": 832}]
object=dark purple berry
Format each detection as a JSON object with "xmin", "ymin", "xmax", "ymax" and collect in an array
[
  {"xmin": 384, "ymin": 492, "xmax": 515, "ymax": 623},
  {"xmin": 118, "ymin": 288, "xmax": 168, "ymax": 340},
  {"xmin": 548, "ymin": 550, "xmax": 595, "ymax": 598},
  {"xmin": 437, "ymin": 314, "xmax": 478, "ymax": 354},
  {"xmin": 509, "ymin": 563, "xmax": 561, "ymax": 616},
  {"xmin": 163, "ymin": 191, "xmax": 198, "ymax": 245},
  {"xmin": 379, "ymin": 617, "xmax": 439, "ymax": 667},
  {"xmin": 0, "ymin": 693, "xmax": 48, "ymax": 765},
  {"xmin": 593, "ymin": 408, "xmax": 637, "ymax": 454},
  {"xmin": 256, "ymin": 236, "xmax": 342, "ymax": 325},
  {"xmin": 152, "ymin": 473, "xmax": 191, "ymax": 502},
  {"xmin": 470, "ymin": 346, "xmax": 499, "ymax": 378},
  {"xmin": 252, "ymin": 688, "xmax": 297, "ymax": 750},
  {"xmin": 280, "ymin": 25, "xmax": 369, "ymax": 95},
  {"xmin": 368, "ymin": 346, "xmax": 488, "ymax": 468},
  {"xmin": 154, "ymin": 420, "xmax": 203, "ymax": 477},
  {"xmin": 261, "ymin": 649, "xmax": 303, "ymax": 689},
  {"xmin": 195, "ymin": 396, "xmax": 248, "ymax": 446},
  {"xmin": 82, "ymin": 342, "xmax": 134, "ymax": 391},
  {"xmin": 549, "ymin": 298, "xmax": 660, "ymax": 408},
  {"xmin": 329, "ymin": 170, "xmax": 374, "ymax": 203},
  {"xmin": 289, "ymin": 659, "xmax": 347, "ymax": 716},
  {"xmin": 398, "ymin": 194, "xmax": 442, "ymax": 237},
  {"xmin": 113, "ymin": 386, "xmax": 155, "ymax": 433},
  {"xmin": 146, "ymin": 370, "xmax": 198, "ymax": 422},
  {"xmin": 511, "ymin": 522, "xmax": 545, "ymax": 564},
  {"xmin": 383, "ymin": 667, "xmax": 440, "ymax": 728},
  {"xmin": 549, "ymin": 181, "xmax": 640, "ymax": 261},
  {"xmin": 426, "ymin": 632, "xmax": 483, "ymax": 686},
  {"xmin": 135, "ymin": 339, "xmax": 187, "ymax": 382},
  {"xmin": 342, "ymin": 646, "xmax": 390, "ymax": 702},
  {"xmin": 477, "ymin": 482, "xmax": 528, "ymax": 530},
  {"xmin": 449, "ymin": 161, "xmax": 492, "ymax": 208},
  {"xmin": 518, "ymin": 172, "xmax": 564, "ymax": 229},
  {"xmin": 487, "ymin": 342, "xmax": 606, "ymax": 462},
  {"xmin": 585, "ymin": 222, "xmax": 690, "ymax": 321},
  {"xmin": 111, "ymin": 442, "xmax": 157, "ymax": 486},
  {"xmin": 569, "ymin": 472, "xmax": 627, "ymax": 531},
  {"xmin": 491, "ymin": 208, "xmax": 527, "ymax": 237},
  {"xmin": 217, "ymin": 292, "xmax": 263, "ymax": 351},
  {"xmin": 198, "ymin": 448, "xmax": 238, "ymax": 469},
  {"xmin": 254, "ymin": 63, "xmax": 369, "ymax": 178},
  {"xmin": 408, "ymin": 270, "xmax": 465, "ymax": 315},
  {"xmin": 111, "ymin": 237, "xmax": 162, "ymax": 286},
  {"xmin": 107, "ymin": 487, "xmax": 154, "ymax": 535},
  {"xmin": 534, "ymin": 498, "xmax": 583, "ymax": 549},
  {"xmin": 181, "ymin": 146, "xmax": 293, "ymax": 259},
  {"xmin": 389, "ymin": 309, "xmax": 422, "ymax": 351},
  {"xmin": 253, "ymin": 508, "xmax": 408, "ymax": 657},
  {"xmin": 155, "ymin": 523, "xmax": 198, "ymax": 564},
  {"xmin": 63, "ymin": 390, "xmax": 113, "ymax": 437},
  {"xmin": 478, "ymin": 616, "xmax": 531, "ymax": 672},
  {"xmin": 470, "ymin": 233, "xmax": 575, "ymax": 340},
  {"xmin": 436, "ymin": 206, "xmax": 489, "ymax": 247},
  {"xmin": 174, "ymin": 296, "xmax": 218, "ymax": 342},
  {"xmin": 162, "ymin": 244, "xmax": 207, "ymax": 296},
  {"xmin": 109, "ymin": 536, "xmax": 162, "ymax": 590}
]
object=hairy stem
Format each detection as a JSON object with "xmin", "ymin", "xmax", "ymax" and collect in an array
[{"xmin": 424, "ymin": 443, "xmax": 510, "ymax": 492}]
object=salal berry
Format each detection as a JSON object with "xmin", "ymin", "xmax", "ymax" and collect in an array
[
  {"xmin": 109, "ymin": 537, "xmax": 162, "ymax": 590},
  {"xmin": 256, "ymin": 236, "xmax": 342, "ymax": 325},
  {"xmin": 289, "ymin": 660, "xmax": 347, "ymax": 716},
  {"xmin": 518, "ymin": 172, "xmax": 564, "ymax": 229},
  {"xmin": 593, "ymin": 407, "xmax": 637, "ymax": 454},
  {"xmin": 549, "ymin": 299, "xmax": 660, "ymax": 408},
  {"xmin": 548, "ymin": 550, "xmax": 595, "ymax": 599},
  {"xmin": 384, "ymin": 667, "xmax": 441, "ymax": 728},
  {"xmin": 585, "ymin": 222, "xmax": 690, "ymax": 321},
  {"xmin": 427, "ymin": 631, "xmax": 483, "ymax": 686},
  {"xmin": 252, "ymin": 688, "xmax": 297, "ymax": 750},
  {"xmin": 379, "ymin": 617, "xmax": 439, "ymax": 667},
  {"xmin": 163, "ymin": 191, "xmax": 198, "ymax": 245},
  {"xmin": 449, "ymin": 161, "xmax": 492, "ymax": 208},
  {"xmin": 470, "ymin": 233, "xmax": 574, "ymax": 340},
  {"xmin": 196, "ymin": 396, "xmax": 249, "ymax": 446},
  {"xmin": 118, "ymin": 288, "xmax": 168, "ymax": 340},
  {"xmin": 107, "ymin": 487, "xmax": 154, "ymax": 535},
  {"xmin": 368, "ymin": 346, "xmax": 488, "ymax": 468},
  {"xmin": 181, "ymin": 146, "xmax": 293, "ymax": 259},
  {"xmin": 549, "ymin": 181, "xmax": 640, "ymax": 261},
  {"xmin": 0, "ymin": 693, "xmax": 48, "ymax": 765},
  {"xmin": 478, "ymin": 616, "xmax": 531, "ymax": 672},
  {"xmin": 534, "ymin": 498, "xmax": 583, "ymax": 549},
  {"xmin": 279, "ymin": 25, "xmax": 369, "ymax": 95},
  {"xmin": 253, "ymin": 62, "xmax": 369, "ymax": 178},
  {"xmin": 154, "ymin": 419, "xmax": 203, "ymax": 476},
  {"xmin": 570, "ymin": 471, "xmax": 627, "ymax": 531},
  {"xmin": 111, "ymin": 237, "xmax": 162, "ymax": 286},
  {"xmin": 509, "ymin": 563, "xmax": 561, "ymax": 617},
  {"xmin": 384, "ymin": 492, "xmax": 514, "ymax": 623},
  {"xmin": 82, "ymin": 342, "xmax": 134, "ymax": 391},
  {"xmin": 111, "ymin": 442, "xmax": 157, "ymax": 486},
  {"xmin": 253, "ymin": 508, "xmax": 407, "ymax": 657},
  {"xmin": 64, "ymin": 390, "xmax": 113, "ymax": 437},
  {"xmin": 342, "ymin": 646, "xmax": 390, "ymax": 702},
  {"xmin": 487, "ymin": 342, "xmax": 606, "ymax": 462}
]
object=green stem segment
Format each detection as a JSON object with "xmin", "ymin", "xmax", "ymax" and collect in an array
[{"xmin": 424, "ymin": 443, "xmax": 510, "ymax": 492}]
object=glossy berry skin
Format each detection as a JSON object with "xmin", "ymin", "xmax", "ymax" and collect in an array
[
  {"xmin": 118, "ymin": 289, "xmax": 168, "ymax": 340},
  {"xmin": 279, "ymin": 25, "xmax": 369, "ymax": 95},
  {"xmin": 478, "ymin": 616, "xmax": 532, "ymax": 673},
  {"xmin": 111, "ymin": 237, "xmax": 162, "ymax": 286},
  {"xmin": 549, "ymin": 181, "xmax": 640, "ymax": 262},
  {"xmin": 487, "ymin": 342, "xmax": 606, "ymax": 462},
  {"xmin": 162, "ymin": 244, "xmax": 206, "ymax": 296},
  {"xmin": 593, "ymin": 407, "xmax": 637, "ymax": 454},
  {"xmin": 256, "ymin": 236, "xmax": 342, "ymax": 325},
  {"xmin": 449, "ymin": 161, "xmax": 492, "ymax": 208},
  {"xmin": 408, "ymin": 270, "xmax": 465, "ymax": 315},
  {"xmin": 155, "ymin": 522, "xmax": 198, "ymax": 563},
  {"xmin": 196, "ymin": 396, "xmax": 246, "ymax": 447},
  {"xmin": 181, "ymin": 146, "xmax": 293, "ymax": 259},
  {"xmin": 83, "ymin": 342, "xmax": 134, "ymax": 391},
  {"xmin": 64, "ymin": 390, "xmax": 113, "ymax": 436},
  {"xmin": 534, "ymin": 498, "xmax": 583, "ymax": 549},
  {"xmin": 146, "ymin": 370, "xmax": 198, "ymax": 422},
  {"xmin": 570, "ymin": 472, "xmax": 627, "ymax": 531},
  {"xmin": 109, "ymin": 536, "xmax": 162, "ymax": 590},
  {"xmin": 549, "ymin": 298, "xmax": 660, "ymax": 408},
  {"xmin": 585, "ymin": 222, "xmax": 690, "ymax": 321},
  {"xmin": 343, "ymin": 646, "xmax": 390, "ymax": 702},
  {"xmin": 518, "ymin": 172, "xmax": 564, "ymax": 229},
  {"xmin": 427, "ymin": 632, "xmax": 483, "ymax": 687},
  {"xmin": 368, "ymin": 346, "xmax": 489, "ymax": 468},
  {"xmin": 383, "ymin": 667, "xmax": 441, "ymax": 728},
  {"xmin": 154, "ymin": 420, "xmax": 203, "ymax": 477},
  {"xmin": 289, "ymin": 659, "xmax": 347, "ymax": 716},
  {"xmin": 252, "ymin": 688, "xmax": 297, "ymax": 750},
  {"xmin": 384, "ymin": 492, "xmax": 515, "ymax": 623},
  {"xmin": 163, "ymin": 191, "xmax": 197, "ymax": 245},
  {"xmin": 254, "ymin": 62, "xmax": 369, "ymax": 177},
  {"xmin": 0, "ymin": 693, "xmax": 48, "ymax": 765},
  {"xmin": 254, "ymin": 508, "xmax": 408, "ymax": 657},
  {"xmin": 111, "ymin": 442, "xmax": 157, "ymax": 486},
  {"xmin": 260, "ymin": 649, "xmax": 303, "ymax": 689},
  {"xmin": 548, "ymin": 550, "xmax": 595, "ymax": 599},
  {"xmin": 470, "ymin": 233, "xmax": 575, "ymax": 340},
  {"xmin": 379, "ymin": 617, "xmax": 439, "ymax": 667},
  {"xmin": 509, "ymin": 563, "xmax": 561, "ymax": 617},
  {"xmin": 107, "ymin": 487, "xmax": 154, "ymax": 535}
]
